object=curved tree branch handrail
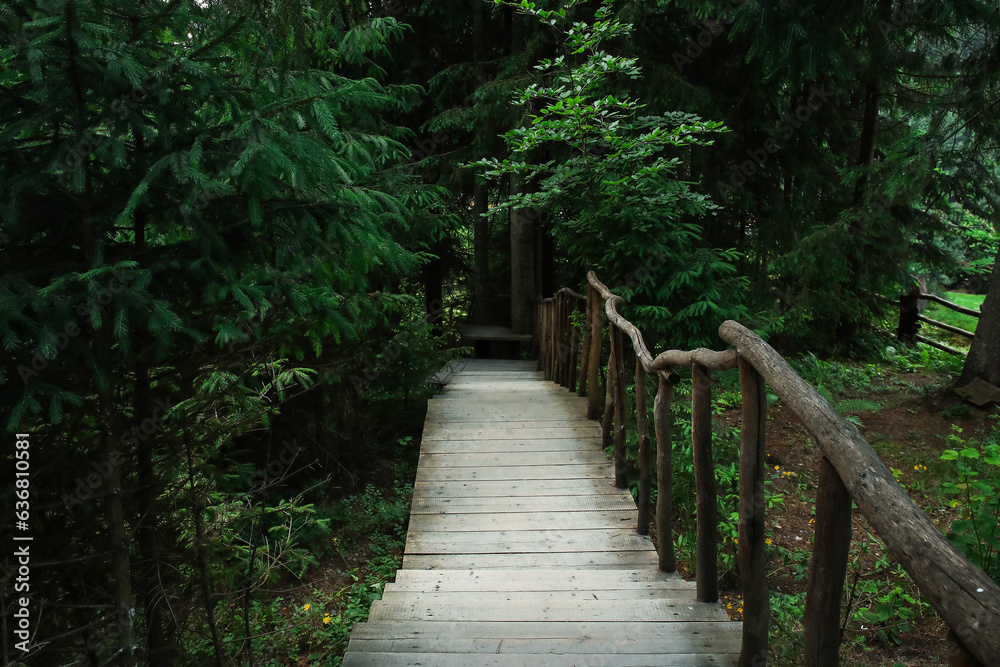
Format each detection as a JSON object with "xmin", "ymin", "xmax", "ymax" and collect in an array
[
  {"xmin": 537, "ymin": 272, "xmax": 998, "ymax": 665},
  {"xmin": 587, "ymin": 271, "xmax": 737, "ymax": 373},
  {"xmin": 539, "ymin": 286, "xmax": 587, "ymax": 303},
  {"xmin": 719, "ymin": 320, "xmax": 1000, "ymax": 664}
]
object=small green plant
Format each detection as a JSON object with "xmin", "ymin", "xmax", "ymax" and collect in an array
[
  {"xmin": 842, "ymin": 532, "xmax": 930, "ymax": 649},
  {"xmin": 939, "ymin": 422, "xmax": 1000, "ymax": 583}
]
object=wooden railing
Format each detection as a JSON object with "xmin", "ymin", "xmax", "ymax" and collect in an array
[
  {"xmin": 898, "ymin": 289, "xmax": 981, "ymax": 356},
  {"xmin": 536, "ymin": 271, "xmax": 1000, "ymax": 667}
]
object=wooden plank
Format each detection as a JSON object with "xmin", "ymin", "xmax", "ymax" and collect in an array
[
  {"xmin": 424, "ymin": 419, "xmax": 596, "ymax": 430},
  {"xmin": 401, "ymin": 551, "xmax": 660, "ymax": 570},
  {"xmin": 404, "ymin": 529, "xmax": 656, "ymax": 554},
  {"xmin": 347, "ymin": 629, "xmax": 737, "ymax": 655},
  {"xmin": 374, "ymin": 590, "xmax": 701, "ymax": 607},
  {"xmin": 422, "ymin": 427, "xmax": 601, "ymax": 441},
  {"xmin": 389, "ymin": 569, "xmax": 694, "ymax": 591},
  {"xmin": 455, "ymin": 360, "xmax": 539, "ymax": 370},
  {"xmin": 368, "ymin": 597, "xmax": 729, "ymax": 623},
  {"xmin": 418, "ymin": 451, "xmax": 607, "ymax": 468},
  {"xmin": 425, "ymin": 410, "xmax": 588, "ymax": 422},
  {"xmin": 420, "ymin": 439, "xmax": 601, "ymax": 454},
  {"xmin": 409, "ymin": 495, "xmax": 635, "ymax": 514},
  {"xmin": 414, "ymin": 465, "xmax": 610, "ymax": 482},
  {"xmin": 343, "ymin": 651, "xmax": 738, "ymax": 666},
  {"xmin": 350, "ymin": 619, "xmax": 738, "ymax": 640},
  {"xmin": 407, "ymin": 510, "xmax": 638, "ymax": 532},
  {"xmin": 413, "ymin": 479, "xmax": 624, "ymax": 497}
]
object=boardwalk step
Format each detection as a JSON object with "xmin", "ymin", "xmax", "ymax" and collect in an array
[
  {"xmin": 368, "ymin": 597, "xmax": 729, "ymax": 622},
  {"xmin": 409, "ymin": 495, "xmax": 636, "ymax": 514},
  {"xmin": 413, "ymin": 479, "xmax": 624, "ymax": 497},
  {"xmin": 401, "ymin": 552, "xmax": 660, "ymax": 570},
  {"xmin": 343, "ymin": 651, "xmax": 738, "ymax": 665},
  {"xmin": 408, "ymin": 510, "xmax": 640, "ymax": 532},
  {"xmin": 344, "ymin": 361, "xmax": 741, "ymax": 665},
  {"xmin": 388, "ymin": 569, "xmax": 694, "ymax": 591}
]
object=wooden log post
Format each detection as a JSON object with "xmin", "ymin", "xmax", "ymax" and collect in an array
[
  {"xmin": 551, "ymin": 296, "xmax": 559, "ymax": 383},
  {"xmin": 538, "ymin": 301, "xmax": 547, "ymax": 377},
  {"xmin": 587, "ymin": 286, "xmax": 603, "ymax": 419},
  {"xmin": 556, "ymin": 294, "xmax": 565, "ymax": 387},
  {"xmin": 559, "ymin": 293, "xmax": 573, "ymax": 389},
  {"xmin": 578, "ymin": 297, "xmax": 591, "ymax": 398},
  {"xmin": 601, "ymin": 331, "xmax": 615, "ymax": 458},
  {"xmin": 546, "ymin": 299, "xmax": 559, "ymax": 382},
  {"xmin": 611, "ymin": 324, "xmax": 628, "ymax": 489},
  {"xmin": 692, "ymin": 362, "xmax": 718, "ymax": 603},
  {"xmin": 655, "ymin": 373, "xmax": 677, "ymax": 572},
  {"xmin": 804, "ymin": 455, "xmax": 852, "ymax": 667},
  {"xmin": 737, "ymin": 356, "xmax": 769, "ymax": 667},
  {"xmin": 720, "ymin": 319, "xmax": 1000, "ymax": 666},
  {"xmin": 568, "ymin": 302, "xmax": 580, "ymax": 392},
  {"xmin": 636, "ymin": 357, "xmax": 651, "ymax": 535}
]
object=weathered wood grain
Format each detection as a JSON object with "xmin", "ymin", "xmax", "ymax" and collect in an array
[{"xmin": 343, "ymin": 356, "xmax": 741, "ymax": 666}]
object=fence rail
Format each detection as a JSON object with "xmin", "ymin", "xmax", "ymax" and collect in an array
[
  {"xmin": 536, "ymin": 271, "xmax": 1000, "ymax": 667},
  {"xmin": 898, "ymin": 290, "xmax": 982, "ymax": 356}
]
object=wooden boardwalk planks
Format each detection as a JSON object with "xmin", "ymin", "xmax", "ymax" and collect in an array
[{"xmin": 342, "ymin": 359, "xmax": 741, "ymax": 666}]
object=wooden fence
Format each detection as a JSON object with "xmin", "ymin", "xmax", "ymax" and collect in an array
[
  {"xmin": 898, "ymin": 289, "xmax": 981, "ymax": 356},
  {"xmin": 536, "ymin": 272, "xmax": 1000, "ymax": 667}
]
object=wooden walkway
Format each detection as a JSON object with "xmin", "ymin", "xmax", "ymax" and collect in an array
[{"xmin": 342, "ymin": 359, "xmax": 741, "ymax": 666}]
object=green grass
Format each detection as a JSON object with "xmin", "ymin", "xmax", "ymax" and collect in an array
[{"xmin": 921, "ymin": 291, "xmax": 985, "ymax": 348}]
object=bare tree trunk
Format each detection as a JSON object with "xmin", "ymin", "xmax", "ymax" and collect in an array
[
  {"xmin": 185, "ymin": 430, "xmax": 225, "ymax": 667},
  {"xmin": 510, "ymin": 175, "xmax": 536, "ymax": 334},
  {"xmin": 98, "ymin": 328, "xmax": 137, "ymax": 667},
  {"xmin": 959, "ymin": 248, "xmax": 1000, "ymax": 387}
]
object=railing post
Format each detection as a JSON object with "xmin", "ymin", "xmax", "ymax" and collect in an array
[
  {"xmin": 804, "ymin": 455, "xmax": 852, "ymax": 667},
  {"xmin": 611, "ymin": 322, "xmax": 627, "ymax": 489},
  {"xmin": 692, "ymin": 362, "xmax": 718, "ymax": 603},
  {"xmin": 559, "ymin": 292, "xmax": 573, "ymax": 389},
  {"xmin": 737, "ymin": 356, "xmax": 768, "ymax": 666},
  {"xmin": 568, "ymin": 300, "xmax": 580, "ymax": 392},
  {"xmin": 655, "ymin": 373, "xmax": 677, "ymax": 572},
  {"xmin": 547, "ymin": 299, "xmax": 559, "ymax": 382},
  {"xmin": 635, "ymin": 357, "xmax": 651, "ymax": 535},
  {"xmin": 586, "ymin": 286, "xmax": 602, "ymax": 419},
  {"xmin": 554, "ymin": 294, "xmax": 563, "ymax": 386},
  {"xmin": 577, "ymin": 297, "xmax": 590, "ymax": 397},
  {"xmin": 601, "ymin": 331, "xmax": 614, "ymax": 458}
]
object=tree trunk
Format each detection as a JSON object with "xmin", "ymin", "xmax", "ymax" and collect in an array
[
  {"xmin": 472, "ymin": 185, "xmax": 490, "ymax": 325},
  {"xmin": 510, "ymin": 174, "xmax": 536, "ymax": 334},
  {"xmin": 424, "ymin": 239, "xmax": 444, "ymax": 334},
  {"xmin": 959, "ymin": 248, "xmax": 1000, "ymax": 387},
  {"xmin": 135, "ymin": 364, "xmax": 171, "ymax": 665}
]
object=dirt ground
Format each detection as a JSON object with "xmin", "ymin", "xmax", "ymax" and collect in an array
[{"xmin": 706, "ymin": 368, "xmax": 998, "ymax": 665}]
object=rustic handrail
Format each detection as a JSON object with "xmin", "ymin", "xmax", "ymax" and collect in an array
[
  {"xmin": 535, "ymin": 270, "xmax": 999, "ymax": 666},
  {"xmin": 720, "ymin": 320, "xmax": 1000, "ymax": 665}
]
